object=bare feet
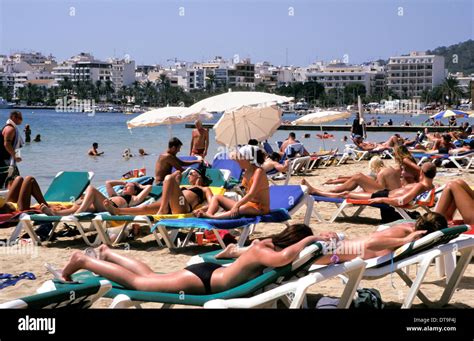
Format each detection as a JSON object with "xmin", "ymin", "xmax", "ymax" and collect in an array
[
  {"xmin": 194, "ymin": 209, "xmax": 214, "ymax": 218},
  {"xmin": 61, "ymin": 251, "xmax": 85, "ymax": 282},
  {"xmin": 301, "ymin": 178, "xmax": 308, "ymax": 186},
  {"xmin": 40, "ymin": 204, "xmax": 55, "ymax": 216},
  {"xmin": 216, "ymin": 243, "xmax": 238, "ymax": 259},
  {"xmin": 103, "ymin": 199, "xmax": 118, "ymax": 215}
]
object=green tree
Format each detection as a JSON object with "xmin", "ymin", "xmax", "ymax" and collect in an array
[{"xmin": 441, "ymin": 76, "xmax": 464, "ymax": 105}]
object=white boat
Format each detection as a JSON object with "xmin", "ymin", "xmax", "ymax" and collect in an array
[{"xmin": 0, "ymin": 98, "xmax": 14, "ymax": 109}]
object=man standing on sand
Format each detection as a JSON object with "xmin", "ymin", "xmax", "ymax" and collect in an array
[
  {"xmin": 156, "ymin": 137, "xmax": 204, "ymax": 184},
  {"xmin": 190, "ymin": 120, "xmax": 209, "ymax": 158},
  {"xmin": 0, "ymin": 111, "xmax": 24, "ymax": 189}
]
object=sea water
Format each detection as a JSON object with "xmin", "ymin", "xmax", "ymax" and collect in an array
[{"xmin": 0, "ymin": 109, "xmax": 460, "ymax": 189}]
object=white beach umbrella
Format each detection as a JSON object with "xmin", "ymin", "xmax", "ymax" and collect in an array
[
  {"xmin": 184, "ymin": 91, "xmax": 293, "ymax": 115},
  {"xmin": 292, "ymin": 110, "xmax": 351, "ymax": 125},
  {"xmin": 213, "ymin": 105, "xmax": 282, "ymax": 147},
  {"xmin": 127, "ymin": 106, "xmax": 212, "ymax": 129},
  {"xmin": 292, "ymin": 110, "xmax": 350, "ymax": 149}
]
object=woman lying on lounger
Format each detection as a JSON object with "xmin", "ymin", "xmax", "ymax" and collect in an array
[
  {"xmin": 103, "ymin": 168, "xmax": 213, "ymax": 216},
  {"xmin": 0, "ymin": 176, "xmax": 49, "ymax": 213},
  {"xmin": 302, "ymin": 156, "xmax": 401, "ymax": 196},
  {"xmin": 434, "ymin": 179, "xmax": 474, "ymax": 225},
  {"xmin": 195, "ymin": 145, "xmax": 270, "ymax": 219},
  {"xmin": 323, "ymin": 156, "xmax": 385, "ymax": 185},
  {"xmin": 49, "ymin": 224, "xmax": 321, "ymax": 293},
  {"xmin": 40, "ymin": 181, "xmax": 152, "ymax": 216}
]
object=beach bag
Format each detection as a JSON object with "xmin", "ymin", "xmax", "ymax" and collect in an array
[
  {"xmin": 315, "ymin": 296, "xmax": 340, "ymax": 309},
  {"xmin": 351, "ymin": 288, "xmax": 384, "ymax": 309}
]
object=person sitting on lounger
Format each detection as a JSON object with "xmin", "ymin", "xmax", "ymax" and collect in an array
[
  {"xmin": 48, "ymin": 224, "xmax": 325, "ymax": 293},
  {"xmin": 0, "ymin": 176, "xmax": 49, "ymax": 213},
  {"xmin": 195, "ymin": 145, "xmax": 270, "ymax": 219},
  {"xmin": 434, "ymin": 179, "xmax": 474, "ymax": 225},
  {"xmin": 279, "ymin": 132, "xmax": 300, "ymax": 154},
  {"xmin": 305, "ymin": 163, "xmax": 436, "ymax": 207},
  {"xmin": 155, "ymin": 137, "xmax": 204, "ymax": 185},
  {"xmin": 303, "ymin": 156, "xmax": 401, "ymax": 195},
  {"xmin": 429, "ymin": 134, "xmax": 455, "ymax": 154},
  {"xmin": 262, "ymin": 152, "xmax": 290, "ymax": 173},
  {"xmin": 40, "ymin": 181, "xmax": 152, "ymax": 216},
  {"xmin": 394, "ymin": 145, "xmax": 420, "ymax": 184},
  {"xmin": 104, "ymin": 167, "xmax": 213, "ymax": 216}
]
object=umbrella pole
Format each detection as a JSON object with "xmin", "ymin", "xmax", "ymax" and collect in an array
[
  {"xmin": 168, "ymin": 124, "xmax": 172, "ymax": 140},
  {"xmin": 232, "ymin": 111, "xmax": 239, "ymax": 152},
  {"xmin": 320, "ymin": 125, "xmax": 326, "ymax": 151}
]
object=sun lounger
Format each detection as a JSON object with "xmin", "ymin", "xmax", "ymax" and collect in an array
[
  {"xmin": 204, "ymin": 225, "xmax": 473, "ymax": 309},
  {"xmin": 311, "ymin": 186, "xmax": 441, "ymax": 223},
  {"xmin": 0, "ymin": 279, "xmax": 111, "ymax": 309},
  {"xmin": 36, "ymin": 241, "xmax": 363, "ymax": 309},
  {"xmin": 212, "ymin": 152, "xmax": 243, "ymax": 184},
  {"xmin": 153, "ymin": 185, "xmax": 313, "ymax": 249},
  {"xmin": 10, "ymin": 171, "xmax": 94, "ymax": 245},
  {"xmin": 360, "ymin": 224, "xmax": 473, "ymax": 308}
]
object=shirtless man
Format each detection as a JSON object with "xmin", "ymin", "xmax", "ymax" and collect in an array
[
  {"xmin": 343, "ymin": 162, "xmax": 436, "ymax": 206},
  {"xmin": 88, "ymin": 142, "xmax": 104, "ymax": 156},
  {"xmin": 190, "ymin": 120, "xmax": 209, "ymax": 158},
  {"xmin": 155, "ymin": 137, "xmax": 203, "ymax": 184},
  {"xmin": 262, "ymin": 152, "xmax": 290, "ymax": 173},
  {"xmin": 306, "ymin": 162, "xmax": 436, "ymax": 207},
  {"xmin": 279, "ymin": 132, "xmax": 300, "ymax": 154}
]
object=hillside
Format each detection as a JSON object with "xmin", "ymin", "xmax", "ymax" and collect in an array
[{"xmin": 426, "ymin": 39, "xmax": 474, "ymax": 75}]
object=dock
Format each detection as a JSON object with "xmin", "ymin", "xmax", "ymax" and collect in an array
[{"xmin": 185, "ymin": 123, "xmax": 459, "ymax": 133}]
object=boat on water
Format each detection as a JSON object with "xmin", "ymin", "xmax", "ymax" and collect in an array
[{"xmin": 0, "ymin": 98, "xmax": 14, "ymax": 109}]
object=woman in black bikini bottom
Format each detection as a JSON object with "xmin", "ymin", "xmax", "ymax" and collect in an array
[{"xmin": 50, "ymin": 224, "xmax": 319, "ymax": 294}]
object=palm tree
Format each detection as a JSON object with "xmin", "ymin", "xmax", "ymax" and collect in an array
[
  {"xmin": 104, "ymin": 80, "xmax": 114, "ymax": 102},
  {"xmin": 441, "ymin": 77, "xmax": 464, "ymax": 106},
  {"xmin": 206, "ymin": 73, "xmax": 216, "ymax": 92}
]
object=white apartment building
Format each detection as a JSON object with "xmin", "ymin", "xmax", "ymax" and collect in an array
[
  {"xmin": 108, "ymin": 58, "xmax": 136, "ymax": 89},
  {"xmin": 11, "ymin": 52, "xmax": 54, "ymax": 65},
  {"xmin": 52, "ymin": 53, "xmax": 112, "ymax": 84},
  {"xmin": 306, "ymin": 61, "xmax": 385, "ymax": 94},
  {"xmin": 386, "ymin": 51, "xmax": 446, "ymax": 97},
  {"xmin": 450, "ymin": 72, "xmax": 473, "ymax": 96}
]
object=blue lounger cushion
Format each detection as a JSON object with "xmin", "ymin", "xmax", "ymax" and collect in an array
[
  {"xmin": 269, "ymin": 185, "xmax": 304, "ymax": 211},
  {"xmin": 311, "ymin": 195, "xmax": 344, "ymax": 204},
  {"xmin": 152, "ymin": 209, "xmax": 291, "ymax": 231}
]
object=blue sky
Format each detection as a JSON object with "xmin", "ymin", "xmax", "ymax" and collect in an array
[{"xmin": 0, "ymin": 0, "xmax": 472, "ymax": 66}]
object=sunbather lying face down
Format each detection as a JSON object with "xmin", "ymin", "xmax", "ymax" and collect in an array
[
  {"xmin": 312, "ymin": 212, "xmax": 447, "ymax": 264},
  {"xmin": 52, "ymin": 224, "xmax": 323, "ymax": 294},
  {"xmin": 194, "ymin": 146, "xmax": 270, "ymax": 219},
  {"xmin": 40, "ymin": 181, "xmax": 153, "ymax": 216},
  {"xmin": 354, "ymin": 135, "xmax": 402, "ymax": 151},
  {"xmin": 103, "ymin": 169, "xmax": 213, "ymax": 216},
  {"xmin": 434, "ymin": 179, "xmax": 474, "ymax": 225}
]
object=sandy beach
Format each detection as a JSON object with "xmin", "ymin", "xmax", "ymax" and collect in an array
[{"xmin": 1, "ymin": 159, "xmax": 473, "ymax": 309}]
